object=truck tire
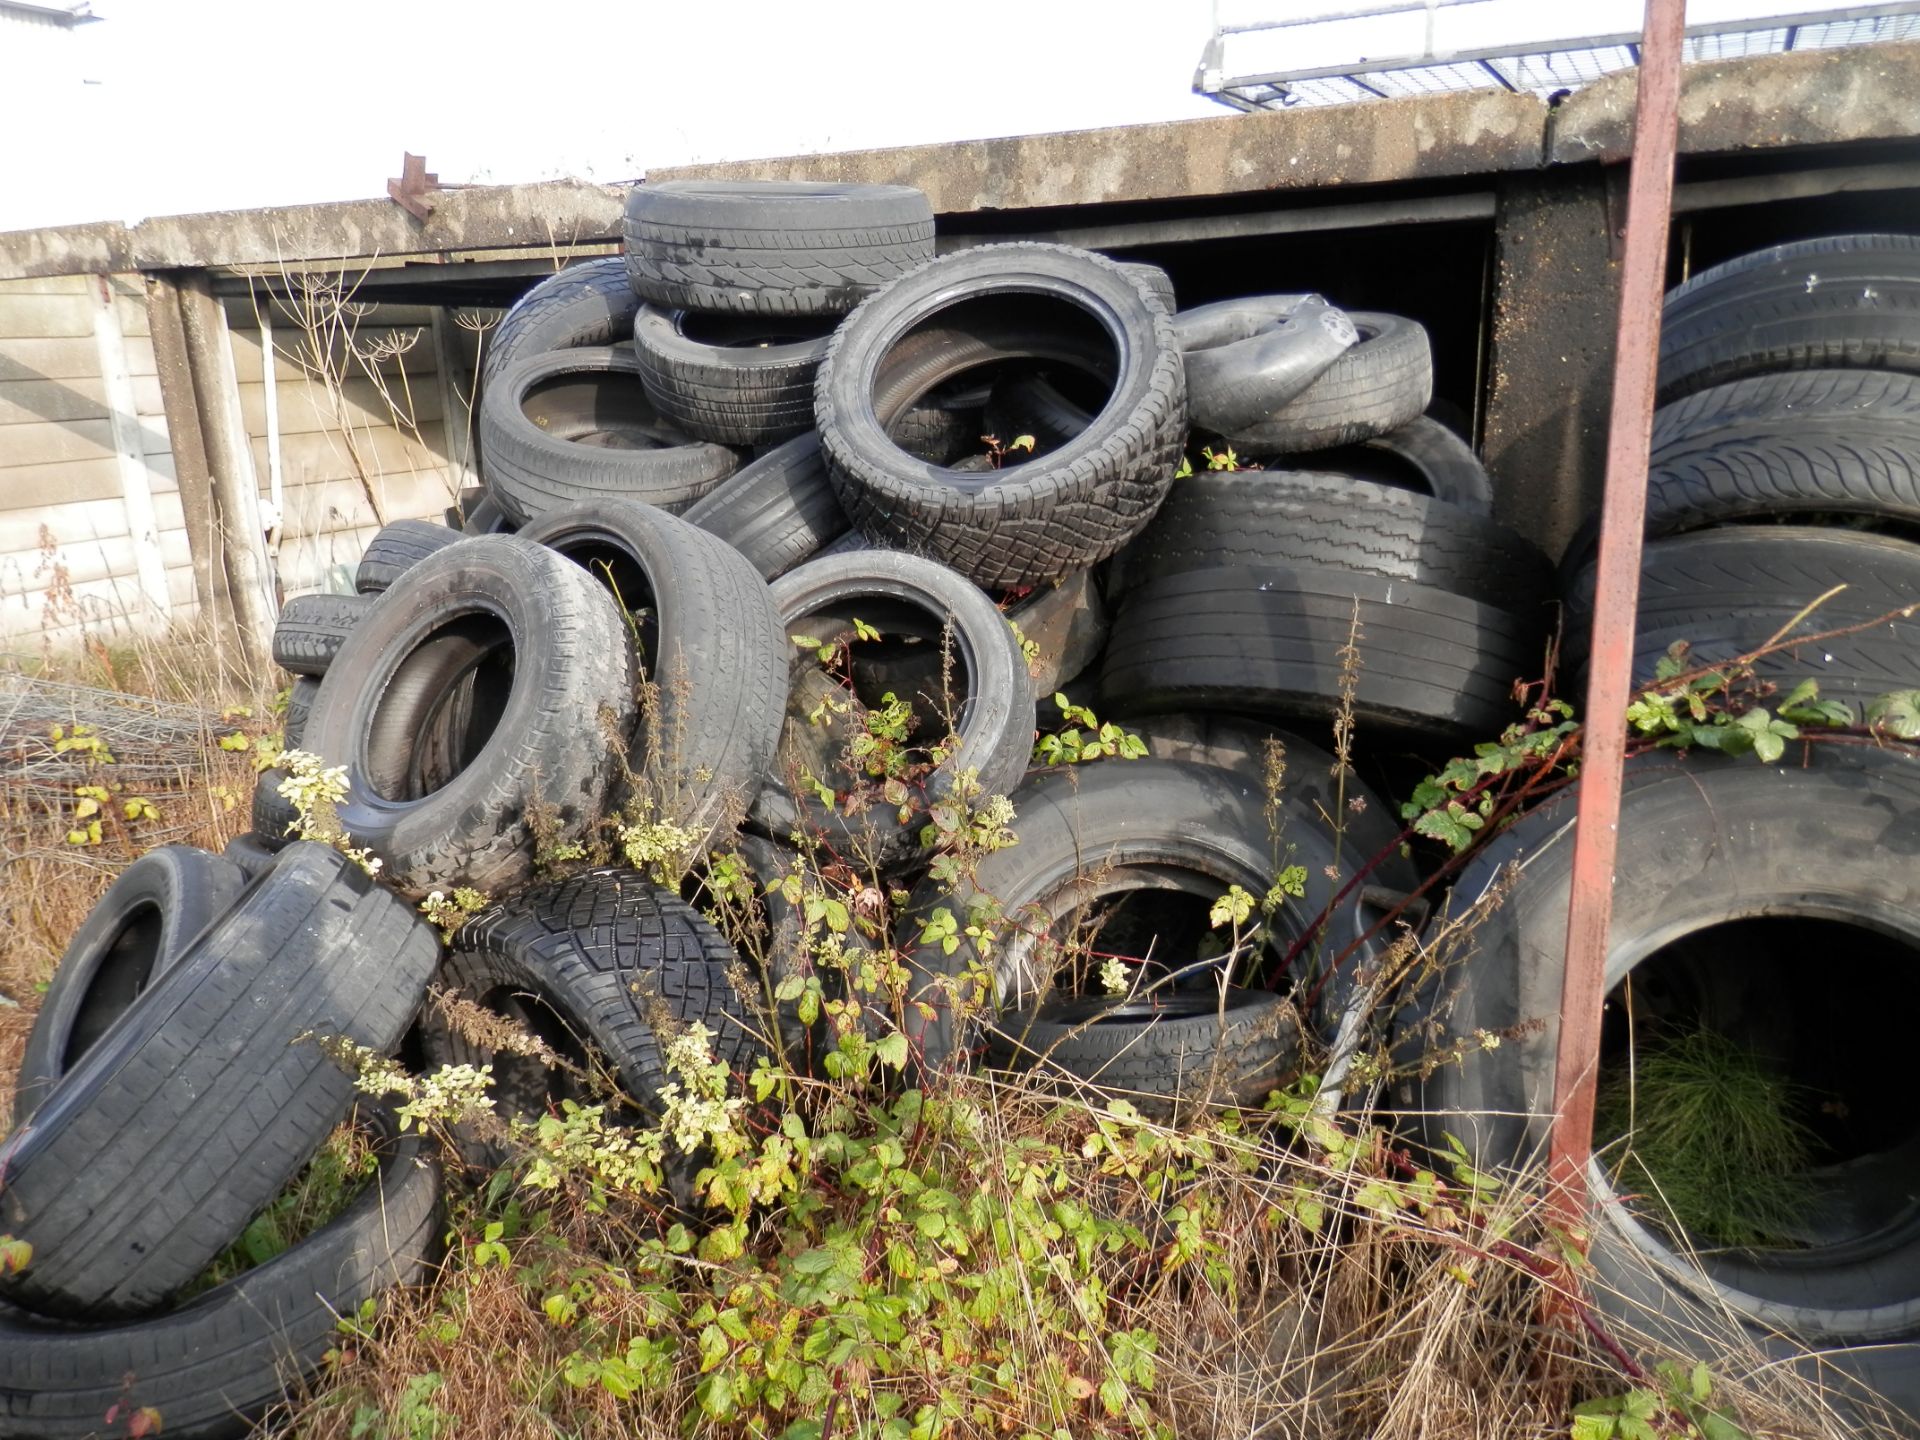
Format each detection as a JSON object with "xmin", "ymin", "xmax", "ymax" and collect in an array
[
  {"xmin": 750, "ymin": 549, "xmax": 1034, "ymax": 870},
  {"xmin": 901, "ymin": 758, "xmax": 1415, "ymax": 1071},
  {"xmin": 479, "ymin": 346, "xmax": 740, "ymax": 524},
  {"xmin": 270, "ymin": 593, "xmax": 373, "ymax": 677},
  {"xmin": 1225, "ymin": 313, "xmax": 1433, "ymax": 454},
  {"xmin": 421, "ymin": 871, "xmax": 766, "ymax": 1168},
  {"xmin": 818, "ymin": 244, "xmax": 1187, "ymax": 589},
  {"xmin": 1112, "ymin": 469, "xmax": 1549, "ymax": 608},
  {"xmin": 622, "ymin": 180, "xmax": 935, "ymax": 317},
  {"xmin": 0, "ymin": 843, "xmax": 441, "ymax": 1319},
  {"xmin": 516, "ymin": 501, "xmax": 789, "ymax": 853},
  {"xmin": 483, "ymin": 256, "xmax": 638, "ymax": 386},
  {"xmin": 13, "ymin": 847, "xmax": 249, "ymax": 1125},
  {"xmin": 1099, "ymin": 565, "xmax": 1539, "ymax": 740},
  {"xmin": 1398, "ymin": 746, "xmax": 1920, "ymax": 1418},
  {"xmin": 680, "ymin": 432, "xmax": 849, "ymax": 580},
  {"xmin": 354, "ymin": 519, "xmax": 462, "ymax": 594},
  {"xmin": 299, "ymin": 536, "xmax": 637, "ymax": 895},
  {"xmin": 1659, "ymin": 234, "xmax": 1920, "ymax": 402},
  {"xmin": 0, "ymin": 1106, "xmax": 440, "ymax": 1440}
]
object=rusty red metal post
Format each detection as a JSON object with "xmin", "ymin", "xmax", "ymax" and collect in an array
[{"xmin": 1548, "ymin": 0, "xmax": 1689, "ymax": 1223}]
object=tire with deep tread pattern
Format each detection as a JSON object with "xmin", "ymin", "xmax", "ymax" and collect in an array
[
  {"xmin": 420, "ymin": 870, "xmax": 767, "ymax": 1168},
  {"xmin": 1113, "ymin": 469, "xmax": 1549, "ymax": 607},
  {"xmin": 1228, "ymin": 313, "xmax": 1433, "ymax": 454},
  {"xmin": 0, "ymin": 1105, "xmax": 440, "ymax": 1440},
  {"xmin": 271, "ymin": 593, "xmax": 374, "ymax": 677},
  {"xmin": 1659, "ymin": 234, "xmax": 1920, "ymax": 402},
  {"xmin": 1116, "ymin": 260, "xmax": 1176, "ymax": 314},
  {"xmin": 901, "ymin": 758, "xmax": 1415, "ymax": 1071},
  {"xmin": 987, "ymin": 988, "xmax": 1297, "ymax": 1115},
  {"xmin": 355, "ymin": 518, "xmax": 462, "ymax": 594},
  {"xmin": 680, "ymin": 432, "xmax": 849, "ymax": 579},
  {"xmin": 622, "ymin": 180, "xmax": 935, "ymax": 318},
  {"xmin": 633, "ymin": 305, "xmax": 833, "ymax": 446},
  {"xmin": 1099, "ymin": 565, "xmax": 1538, "ymax": 740},
  {"xmin": 517, "ymin": 501, "xmax": 789, "ymax": 854},
  {"xmin": 1561, "ymin": 527, "xmax": 1920, "ymax": 701},
  {"xmin": 750, "ymin": 548, "xmax": 1035, "ymax": 869},
  {"xmin": 0, "ymin": 842, "xmax": 442, "ymax": 1320},
  {"xmin": 299, "ymin": 536, "xmax": 637, "ymax": 895},
  {"xmin": 14, "ymin": 847, "xmax": 249, "ymax": 1126},
  {"xmin": 479, "ymin": 346, "xmax": 741, "ymax": 524},
  {"xmin": 818, "ymin": 244, "xmax": 1188, "ymax": 589},
  {"xmin": 484, "ymin": 256, "xmax": 639, "ymax": 386}
]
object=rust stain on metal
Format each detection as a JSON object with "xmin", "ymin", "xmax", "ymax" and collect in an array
[{"xmin": 1549, "ymin": 0, "xmax": 1687, "ymax": 1224}]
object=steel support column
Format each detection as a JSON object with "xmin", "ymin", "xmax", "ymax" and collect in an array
[{"xmin": 1548, "ymin": 0, "xmax": 1687, "ymax": 1221}]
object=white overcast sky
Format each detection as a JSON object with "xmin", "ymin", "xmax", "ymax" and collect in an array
[{"xmin": 0, "ymin": 0, "xmax": 1892, "ymax": 232}]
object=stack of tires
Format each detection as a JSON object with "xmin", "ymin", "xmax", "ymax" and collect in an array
[{"xmin": 1406, "ymin": 235, "xmax": 1920, "ymax": 1425}]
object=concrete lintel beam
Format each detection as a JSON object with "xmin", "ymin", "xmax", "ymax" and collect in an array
[{"xmin": 1551, "ymin": 39, "xmax": 1920, "ymax": 166}]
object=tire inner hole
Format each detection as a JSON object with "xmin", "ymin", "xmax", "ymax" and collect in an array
[
  {"xmin": 63, "ymin": 901, "xmax": 165, "ymax": 1067},
  {"xmin": 544, "ymin": 540, "xmax": 661, "ymax": 672},
  {"xmin": 1596, "ymin": 916, "xmax": 1920, "ymax": 1261},
  {"xmin": 479, "ymin": 986, "xmax": 596, "ymax": 1122},
  {"xmin": 522, "ymin": 366, "xmax": 680, "ymax": 451},
  {"xmin": 366, "ymin": 611, "xmax": 516, "ymax": 802},
  {"xmin": 776, "ymin": 598, "xmax": 974, "ymax": 803},
  {"xmin": 675, "ymin": 311, "xmax": 837, "ymax": 349}
]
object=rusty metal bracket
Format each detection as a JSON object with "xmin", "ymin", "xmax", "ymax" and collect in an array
[
  {"xmin": 1548, "ymin": 0, "xmax": 1686, "ymax": 1227},
  {"xmin": 387, "ymin": 152, "xmax": 440, "ymax": 221}
]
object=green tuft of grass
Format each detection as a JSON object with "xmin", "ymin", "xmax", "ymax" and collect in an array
[{"xmin": 1596, "ymin": 1025, "xmax": 1818, "ymax": 1250}]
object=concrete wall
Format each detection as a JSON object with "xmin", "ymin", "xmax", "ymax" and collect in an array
[{"xmin": 0, "ymin": 273, "xmax": 187, "ymax": 650}]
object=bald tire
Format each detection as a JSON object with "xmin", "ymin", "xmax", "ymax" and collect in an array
[
  {"xmin": 681, "ymin": 432, "xmax": 849, "ymax": 580},
  {"xmin": 0, "ymin": 1109, "xmax": 440, "ymax": 1440},
  {"xmin": 0, "ymin": 843, "xmax": 441, "ymax": 1320}
]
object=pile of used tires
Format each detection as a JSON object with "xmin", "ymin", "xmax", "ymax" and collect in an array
[{"xmin": 1409, "ymin": 235, "xmax": 1920, "ymax": 1418}]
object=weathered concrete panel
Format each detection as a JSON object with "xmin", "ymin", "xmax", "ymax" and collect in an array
[
  {"xmin": 649, "ymin": 91, "xmax": 1546, "ymax": 214},
  {"xmin": 1552, "ymin": 40, "xmax": 1920, "ymax": 165}
]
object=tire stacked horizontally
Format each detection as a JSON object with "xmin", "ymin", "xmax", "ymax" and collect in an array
[{"xmin": 1414, "ymin": 234, "xmax": 1920, "ymax": 1421}]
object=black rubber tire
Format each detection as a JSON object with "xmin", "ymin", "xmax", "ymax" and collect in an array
[
  {"xmin": 1116, "ymin": 260, "xmax": 1176, "ymax": 314},
  {"xmin": 354, "ymin": 518, "xmax": 462, "ymax": 594},
  {"xmin": 478, "ymin": 346, "xmax": 741, "ymax": 525},
  {"xmin": 219, "ymin": 831, "xmax": 277, "ymax": 877},
  {"xmin": 1099, "ymin": 565, "xmax": 1540, "ymax": 740},
  {"xmin": 750, "ymin": 548, "xmax": 1035, "ymax": 869},
  {"xmin": 1112, "ymin": 469, "xmax": 1550, "ymax": 608},
  {"xmin": 516, "ymin": 501, "xmax": 789, "ymax": 853},
  {"xmin": 622, "ymin": 180, "xmax": 935, "ymax": 318},
  {"xmin": 982, "ymin": 371, "xmax": 1095, "ymax": 457},
  {"xmin": 901, "ymin": 757, "xmax": 1416, "ymax": 1070},
  {"xmin": 13, "ymin": 847, "xmax": 249, "ymax": 1126},
  {"xmin": 817, "ymin": 243, "xmax": 1188, "ymax": 590},
  {"xmin": 421, "ymin": 870, "xmax": 767, "ymax": 1165},
  {"xmin": 483, "ymin": 256, "xmax": 639, "ymax": 386},
  {"xmin": 300, "ymin": 535, "xmax": 637, "ymax": 896},
  {"xmin": 461, "ymin": 491, "xmax": 516, "ymax": 535},
  {"xmin": 246, "ymin": 768, "xmax": 298, "ymax": 853},
  {"xmin": 1398, "ymin": 746, "xmax": 1920, "ymax": 1414},
  {"xmin": 1562, "ymin": 527, "xmax": 1920, "ymax": 703},
  {"xmin": 680, "ymin": 432, "xmax": 849, "ymax": 580},
  {"xmin": 1659, "ymin": 234, "xmax": 1920, "ymax": 403},
  {"xmin": 886, "ymin": 378, "xmax": 991, "ymax": 464},
  {"xmin": 1649, "ymin": 369, "xmax": 1920, "ymax": 534},
  {"xmin": 282, "ymin": 674, "xmax": 320, "ymax": 749},
  {"xmin": 1224, "ymin": 313, "xmax": 1434, "ymax": 454},
  {"xmin": 986, "ymin": 988, "xmax": 1298, "ymax": 1114},
  {"xmin": 0, "ymin": 842, "xmax": 441, "ymax": 1320},
  {"xmin": 270, "ymin": 593, "xmax": 374, "ymax": 678},
  {"xmin": 1280, "ymin": 414, "xmax": 1493, "ymax": 514},
  {"xmin": 1175, "ymin": 294, "xmax": 1359, "ymax": 438},
  {"xmin": 633, "ymin": 305, "xmax": 833, "ymax": 446},
  {"xmin": 0, "ymin": 1106, "xmax": 440, "ymax": 1440}
]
